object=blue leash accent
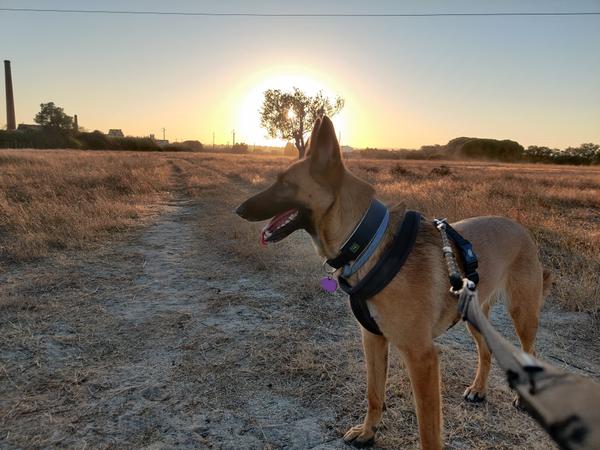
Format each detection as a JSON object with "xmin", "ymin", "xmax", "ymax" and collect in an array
[{"xmin": 342, "ymin": 208, "xmax": 390, "ymax": 278}]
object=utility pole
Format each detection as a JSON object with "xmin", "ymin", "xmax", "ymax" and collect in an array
[
  {"xmin": 232, "ymin": 129, "xmax": 236, "ymax": 147},
  {"xmin": 338, "ymin": 131, "xmax": 342, "ymax": 146},
  {"xmin": 161, "ymin": 127, "xmax": 166, "ymax": 141},
  {"xmin": 212, "ymin": 131, "xmax": 215, "ymax": 150}
]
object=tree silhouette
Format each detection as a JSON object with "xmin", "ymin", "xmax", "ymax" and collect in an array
[
  {"xmin": 260, "ymin": 87, "xmax": 344, "ymax": 158},
  {"xmin": 34, "ymin": 102, "xmax": 74, "ymax": 131}
]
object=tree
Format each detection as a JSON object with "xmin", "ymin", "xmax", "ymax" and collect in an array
[
  {"xmin": 260, "ymin": 87, "xmax": 344, "ymax": 158},
  {"xmin": 565, "ymin": 143, "xmax": 600, "ymax": 164},
  {"xmin": 34, "ymin": 102, "xmax": 74, "ymax": 130},
  {"xmin": 181, "ymin": 140, "xmax": 204, "ymax": 151}
]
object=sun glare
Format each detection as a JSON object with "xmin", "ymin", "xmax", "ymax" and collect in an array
[{"xmin": 233, "ymin": 69, "xmax": 347, "ymax": 147}]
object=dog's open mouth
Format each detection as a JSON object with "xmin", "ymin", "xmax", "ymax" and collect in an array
[{"xmin": 260, "ymin": 208, "xmax": 303, "ymax": 246}]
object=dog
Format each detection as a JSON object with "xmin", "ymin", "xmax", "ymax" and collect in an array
[{"xmin": 236, "ymin": 116, "xmax": 552, "ymax": 449}]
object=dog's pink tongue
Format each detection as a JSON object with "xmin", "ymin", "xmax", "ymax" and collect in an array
[{"xmin": 259, "ymin": 210, "xmax": 290, "ymax": 247}]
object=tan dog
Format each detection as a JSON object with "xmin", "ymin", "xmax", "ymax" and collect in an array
[{"xmin": 236, "ymin": 116, "xmax": 552, "ymax": 449}]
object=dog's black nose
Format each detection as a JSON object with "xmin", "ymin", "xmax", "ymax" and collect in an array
[{"xmin": 235, "ymin": 203, "xmax": 248, "ymax": 218}]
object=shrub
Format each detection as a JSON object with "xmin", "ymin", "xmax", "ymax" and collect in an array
[
  {"xmin": 78, "ymin": 131, "xmax": 112, "ymax": 150},
  {"xmin": 390, "ymin": 164, "xmax": 411, "ymax": 177},
  {"xmin": 429, "ymin": 165, "xmax": 452, "ymax": 176}
]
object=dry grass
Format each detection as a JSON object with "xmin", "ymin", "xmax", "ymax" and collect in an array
[
  {"xmin": 1, "ymin": 150, "xmax": 598, "ymax": 449},
  {"xmin": 2, "ymin": 149, "xmax": 598, "ymax": 315},
  {"xmin": 348, "ymin": 159, "xmax": 600, "ymax": 317},
  {"xmin": 0, "ymin": 150, "xmax": 173, "ymax": 265},
  {"xmin": 188, "ymin": 153, "xmax": 600, "ymax": 317}
]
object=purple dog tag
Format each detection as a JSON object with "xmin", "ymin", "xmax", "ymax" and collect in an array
[{"xmin": 320, "ymin": 277, "xmax": 338, "ymax": 293}]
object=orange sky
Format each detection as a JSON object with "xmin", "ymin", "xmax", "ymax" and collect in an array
[{"xmin": 1, "ymin": 0, "xmax": 599, "ymax": 149}]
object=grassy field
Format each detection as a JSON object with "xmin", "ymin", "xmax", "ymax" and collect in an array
[
  {"xmin": 1, "ymin": 149, "xmax": 599, "ymax": 449},
  {"xmin": 0, "ymin": 150, "xmax": 173, "ymax": 264},
  {"xmin": 2, "ymin": 150, "xmax": 598, "ymax": 317}
]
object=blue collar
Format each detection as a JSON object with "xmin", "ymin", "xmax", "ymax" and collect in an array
[
  {"xmin": 326, "ymin": 199, "xmax": 389, "ymax": 274},
  {"xmin": 342, "ymin": 209, "xmax": 389, "ymax": 277}
]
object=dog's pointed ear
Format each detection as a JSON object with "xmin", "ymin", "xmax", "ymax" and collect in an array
[
  {"xmin": 309, "ymin": 116, "xmax": 344, "ymax": 184},
  {"xmin": 304, "ymin": 117, "xmax": 322, "ymax": 158}
]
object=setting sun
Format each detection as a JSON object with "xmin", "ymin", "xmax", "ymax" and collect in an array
[{"xmin": 232, "ymin": 68, "xmax": 348, "ymax": 147}]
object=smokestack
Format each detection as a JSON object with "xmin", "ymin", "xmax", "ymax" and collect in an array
[
  {"xmin": 4, "ymin": 60, "xmax": 16, "ymax": 131},
  {"xmin": 73, "ymin": 114, "xmax": 78, "ymax": 132}
]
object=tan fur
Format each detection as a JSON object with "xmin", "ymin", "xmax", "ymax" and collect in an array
[{"xmin": 237, "ymin": 117, "xmax": 550, "ymax": 449}]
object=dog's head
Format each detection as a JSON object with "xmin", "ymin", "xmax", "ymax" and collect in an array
[{"xmin": 235, "ymin": 116, "xmax": 346, "ymax": 245}]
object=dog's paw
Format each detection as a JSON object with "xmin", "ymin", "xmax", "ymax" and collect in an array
[
  {"xmin": 463, "ymin": 386, "xmax": 487, "ymax": 403},
  {"xmin": 343, "ymin": 424, "xmax": 376, "ymax": 448}
]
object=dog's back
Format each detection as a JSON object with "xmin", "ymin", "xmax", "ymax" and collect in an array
[{"xmin": 453, "ymin": 215, "xmax": 550, "ymax": 305}]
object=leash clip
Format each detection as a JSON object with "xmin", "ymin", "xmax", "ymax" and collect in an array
[{"xmin": 434, "ymin": 218, "xmax": 448, "ymax": 230}]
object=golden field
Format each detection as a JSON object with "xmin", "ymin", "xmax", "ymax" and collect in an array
[
  {"xmin": 1, "ymin": 149, "xmax": 599, "ymax": 449},
  {"xmin": 1, "ymin": 150, "xmax": 598, "ymax": 317}
]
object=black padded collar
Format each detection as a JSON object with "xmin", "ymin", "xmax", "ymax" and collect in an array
[
  {"xmin": 339, "ymin": 211, "xmax": 422, "ymax": 335},
  {"xmin": 326, "ymin": 199, "xmax": 388, "ymax": 270}
]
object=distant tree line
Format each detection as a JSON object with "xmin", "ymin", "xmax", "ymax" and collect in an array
[
  {"xmin": 0, "ymin": 102, "xmax": 205, "ymax": 152},
  {"xmin": 523, "ymin": 143, "xmax": 600, "ymax": 165},
  {"xmin": 347, "ymin": 138, "xmax": 600, "ymax": 165},
  {"xmin": 3, "ymin": 102, "xmax": 598, "ymax": 164},
  {"xmin": 1, "ymin": 126, "xmax": 174, "ymax": 151}
]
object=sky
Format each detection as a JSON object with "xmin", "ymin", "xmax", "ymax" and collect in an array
[{"xmin": 1, "ymin": 0, "xmax": 599, "ymax": 149}]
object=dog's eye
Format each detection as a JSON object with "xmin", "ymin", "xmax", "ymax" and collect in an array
[
  {"xmin": 277, "ymin": 176, "xmax": 290, "ymax": 187},
  {"xmin": 282, "ymin": 179, "xmax": 297, "ymax": 190},
  {"xmin": 276, "ymin": 174, "xmax": 296, "ymax": 191}
]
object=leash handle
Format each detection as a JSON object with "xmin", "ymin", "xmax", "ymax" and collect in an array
[
  {"xmin": 435, "ymin": 219, "xmax": 463, "ymax": 292},
  {"xmin": 457, "ymin": 280, "xmax": 600, "ymax": 450}
]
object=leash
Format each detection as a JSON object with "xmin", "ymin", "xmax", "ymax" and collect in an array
[
  {"xmin": 456, "ymin": 279, "xmax": 600, "ymax": 450},
  {"xmin": 324, "ymin": 207, "xmax": 600, "ymax": 447},
  {"xmin": 436, "ymin": 228, "xmax": 600, "ymax": 449},
  {"xmin": 434, "ymin": 218, "xmax": 479, "ymax": 290},
  {"xmin": 434, "ymin": 218, "xmax": 464, "ymax": 292}
]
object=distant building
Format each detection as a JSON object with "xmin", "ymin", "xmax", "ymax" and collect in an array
[
  {"xmin": 108, "ymin": 129, "xmax": 124, "ymax": 138},
  {"xmin": 17, "ymin": 124, "xmax": 43, "ymax": 131},
  {"xmin": 341, "ymin": 145, "xmax": 354, "ymax": 153},
  {"xmin": 149, "ymin": 133, "xmax": 169, "ymax": 146}
]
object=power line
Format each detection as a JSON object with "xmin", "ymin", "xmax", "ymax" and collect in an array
[{"xmin": 0, "ymin": 8, "xmax": 599, "ymax": 18}]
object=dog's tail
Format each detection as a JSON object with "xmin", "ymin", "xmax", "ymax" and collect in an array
[{"xmin": 542, "ymin": 268, "xmax": 554, "ymax": 298}]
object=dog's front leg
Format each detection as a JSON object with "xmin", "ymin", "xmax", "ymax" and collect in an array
[
  {"xmin": 403, "ymin": 344, "xmax": 443, "ymax": 450},
  {"xmin": 343, "ymin": 329, "xmax": 389, "ymax": 447}
]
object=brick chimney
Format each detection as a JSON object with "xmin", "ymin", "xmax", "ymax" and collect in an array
[
  {"xmin": 4, "ymin": 60, "xmax": 16, "ymax": 131},
  {"xmin": 74, "ymin": 114, "xmax": 79, "ymax": 132}
]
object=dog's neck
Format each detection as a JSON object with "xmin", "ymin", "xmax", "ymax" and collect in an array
[{"xmin": 314, "ymin": 171, "xmax": 377, "ymax": 260}]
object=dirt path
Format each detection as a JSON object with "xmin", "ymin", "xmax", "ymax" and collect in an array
[{"xmin": 1, "ymin": 164, "xmax": 598, "ymax": 449}]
